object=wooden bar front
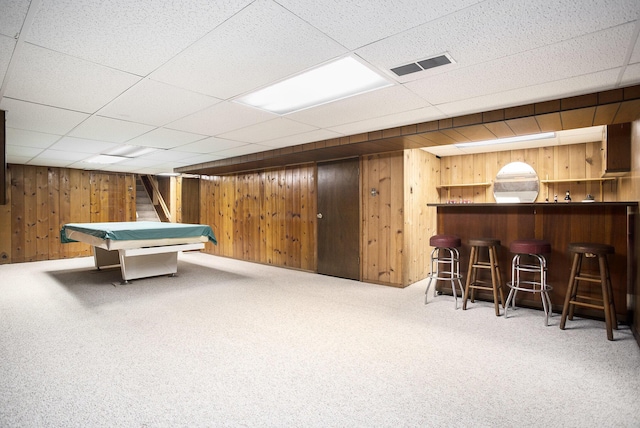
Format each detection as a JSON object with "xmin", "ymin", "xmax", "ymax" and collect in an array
[{"xmin": 433, "ymin": 202, "xmax": 636, "ymax": 323}]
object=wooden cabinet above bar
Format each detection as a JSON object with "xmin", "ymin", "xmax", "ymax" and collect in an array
[{"xmin": 431, "ymin": 202, "xmax": 637, "ymax": 322}]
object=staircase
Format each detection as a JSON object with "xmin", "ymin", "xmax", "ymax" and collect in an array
[{"xmin": 136, "ymin": 176, "xmax": 160, "ymax": 222}]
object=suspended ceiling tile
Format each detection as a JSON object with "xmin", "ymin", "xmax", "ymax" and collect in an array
[
  {"xmin": 0, "ymin": 35, "xmax": 15, "ymax": 82},
  {"xmin": 6, "ymin": 145, "xmax": 43, "ymax": 158},
  {"xmin": 167, "ymin": 101, "xmax": 276, "ymax": 136},
  {"xmin": 435, "ymin": 68, "xmax": 622, "ymax": 118},
  {"xmin": 0, "ymin": 0, "xmax": 30, "ymax": 38},
  {"xmin": 0, "ymin": 98, "xmax": 90, "ymax": 135},
  {"xmin": 150, "ymin": 0, "xmax": 347, "ymax": 99},
  {"xmin": 180, "ymin": 153, "xmax": 226, "ymax": 164},
  {"xmin": 7, "ymin": 154, "xmax": 33, "ymax": 164},
  {"xmin": 26, "ymin": 158, "xmax": 75, "ymax": 167},
  {"xmin": 175, "ymin": 137, "xmax": 246, "ymax": 154},
  {"xmin": 5, "ymin": 128, "xmax": 61, "ymax": 148},
  {"xmin": 276, "ymin": 0, "xmax": 481, "ymax": 50},
  {"xmin": 329, "ymin": 106, "xmax": 444, "ymax": 137},
  {"xmin": 289, "ymin": 85, "xmax": 430, "ymax": 129},
  {"xmin": 25, "ymin": 0, "xmax": 253, "ymax": 75},
  {"xmin": 357, "ymin": 0, "xmax": 638, "ymax": 76},
  {"xmin": 407, "ymin": 25, "xmax": 632, "ymax": 107},
  {"xmin": 48, "ymin": 137, "xmax": 119, "ymax": 154},
  {"xmin": 621, "ymin": 63, "xmax": 640, "ymax": 86},
  {"xmin": 211, "ymin": 143, "xmax": 270, "ymax": 158},
  {"xmin": 5, "ymin": 43, "xmax": 140, "ymax": 113},
  {"xmin": 218, "ymin": 117, "xmax": 318, "ymax": 144},
  {"xmin": 69, "ymin": 116, "xmax": 155, "ymax": 143},
  {"xmin": 260, "ymin": 129, "xmax": 344, "ymax": 149},
  {"xmin": 126, "ymin": 128, "xmax": 207, "ymax": 149},
  {"xmin": 97, "ymin": 79, "xmax": 221, "ymax": 126},
  {"xmin": 142, "ymin": 150, "xmax": 201, "ymax": 162}
]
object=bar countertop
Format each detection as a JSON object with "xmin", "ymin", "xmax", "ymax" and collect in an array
[{"xmin": 428, "ymin": 201, "xmax": 638, "ymax": 207}]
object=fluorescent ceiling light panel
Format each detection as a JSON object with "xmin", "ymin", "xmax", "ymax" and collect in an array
[
  {"xmin": 104, "ymin": 145, "xmax": 157, "ymax": 157},
  {"xmin": 85, "ymin": 155, "xmax": 128, "ymax": 164},
  {"xmin": 236, "ymin": 56, "xmax": 393, "ymax": 115},
  {"xmin": 455, "ymin": 132, "xmax": 556, "ymax": 148}
]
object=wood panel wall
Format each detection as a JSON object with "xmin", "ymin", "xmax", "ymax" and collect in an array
[
  {"xmin": 403, "ymin": 149, "xmax": 440, "ymax": 285},
  {"xmin": 361, "ymin": 152, "xmax": 405, "ymax": 286},
  {"xmin": 181, "ymin": 177, "xmax": 200, "ymax": 224},
  {"xmin": 0, "ymin": 164, "xmax": 136, "ymax": 264},
  {"xmin": 199, "ymin": 164, "xmax": 317, "ymax": 272},
  {"xmin": 438, "ymin": 141, "xmax": 614, "ymax": 203}
]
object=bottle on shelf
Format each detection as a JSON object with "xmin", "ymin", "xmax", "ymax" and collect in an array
[
  {"xmin": 554, "ymin": 194, "xmax": 558, "ymax": 203},
  {"xmin": 564, "ymin": 190, "xmax": 571, "ymax": 202}
]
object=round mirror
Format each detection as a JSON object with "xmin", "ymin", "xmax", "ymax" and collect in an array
[{"xmin": 493, "ymin": 162, "xmax": 539, "ymax": 203}]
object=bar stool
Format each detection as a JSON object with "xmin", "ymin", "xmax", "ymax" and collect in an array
[
  {"xmin": 505, "ymin": 239, "xmax": 553, "ymax": 325},
  {"xmin": 560, "ymin": 243, "xmax": 617, "ymax": 341},
  {"xmin": 462, "ymin": 238, "xmax": 505, "ymax": 316},
  {"xmin": 424, "ymin": 234, "xmax": 464, "ymax": 309}
]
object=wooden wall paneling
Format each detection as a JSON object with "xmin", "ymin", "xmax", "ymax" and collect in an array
[
  {"xmin": 48, "ymin": 168, "xmax": 62, "ymax": 260},
  {"xmin": 535, "ymin": 112, "xmax": 563, "ymax": 132},
  {"xmin": 36, "ymin": 166, "xmax": 49, "ymax": 261},
  {"xmin": 11, "ymin": 165, "xmax": 25, "ymax": 263},
  {"xmin": 569, "ymin": 144, "xmax": 587, "ymax": 200},
  {"xmin": 585, "ymin": 141, "xmax": 603, "ymax": 200},
  {"xmin": 299, "ymin": 165, "xmax": 316, "ymax": 271},
  {"xmin": 258, "ymin": 172, "xmax": 268, "ymax": 264},
  {"xmin": 232, "ymin": 176, "xmax": 242, "ymax": 260},
  {"xmin": 289, "ymin": 168, "xmax": 301, "ymax": 268},
  {"xmin": 227, "ymin": 175, "xmax": 237, "ymax": 259},
  {"xmin": 0, "ymin": 166, "xmax": 11, "ymax": 264},
  {"xmin": 59, "ymin": 168, "xmax": 73, "ymax": 258},
  {"xmin": 127, "ymin": 174, "xmax": 136, "ymax": 221},
  {"xmin": 378, "ymin": 154, "xmax": 391, "ymax": 284},
  {"xmin": 539, "ymin": 146, "xmax": 554, "ymax": 202},
  {"xmin": 249, "ymin": 172, "xmax": 260, "ymax": 262},
  {"xmin": 390, "ymin": 153, "xmax": 404, "ymax": 285},
  {"xmin": 404, "ymin": 150, "xmax": 422, "ymax": 284},
  {"xmin": 276, "ymin": 170, "xmax": 287, "ymax": 267},
  {"xmin": 23, "ymin": 165, "xmax": 37, "ymax": 262},
  {"xmin": 264, "ymin": 171, "xmax": 275, "ymax": 264},
  {"xmin": 484, "ymin": 151, "xmax": 499, "ymax": 202},
  {"xmin": 362, "ymin": 155, "xmax": 379, "ymax": 283}
]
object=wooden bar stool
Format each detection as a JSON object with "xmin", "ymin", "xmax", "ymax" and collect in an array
[
  {"xmin": 425, "ymin": 235, "xmax": 464, "ymax": 309},
  {"xmin": 560, "ymin": 243, "xmax": 617, "ymax": 341},
  {"xmin": 462, "ymin": 238, "xmax": 505, "ymax": 316},
  {"xmin": 505, "ymin": 239, "xmax": 553, "ymax": 325}
]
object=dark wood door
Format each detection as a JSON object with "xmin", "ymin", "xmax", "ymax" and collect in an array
[{"xmin": 317, "ymin": 158, "xmax": 360, "ymax": 280}]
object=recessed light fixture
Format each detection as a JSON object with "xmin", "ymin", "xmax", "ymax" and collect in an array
[
  {"xmin": 454, "ymin": 132, "xmax": 556, "ymax": 148},
  {"xmin": 235, "ymin": 56, "xmax": 393, "ymax": 115},
  {"xmin": 104, "ymin": 145, "xmax": 157, "ymax": 157},
  {"xmin": 85, "ymin": 154, "xmax": 128, "ymax": 164}
]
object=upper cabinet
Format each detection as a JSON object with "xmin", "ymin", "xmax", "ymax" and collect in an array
[{"xmin": 603, "ymin": 123, "xmax": 631, "ymax": 176}]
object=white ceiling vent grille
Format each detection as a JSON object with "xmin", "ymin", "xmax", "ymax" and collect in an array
[{"xmin": 391, "ymin": 53, "xmax": 454, "ymax": 76}]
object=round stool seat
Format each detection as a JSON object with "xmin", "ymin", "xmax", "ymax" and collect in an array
[
  {"xmin": 468, "ymin": 238, "xmax": 500, "ymax": 247},
  {"xmin": 567, "ymin": 242, "xmax": 614, "ymax": 256},
  {"xmin": 510, "ymin": 239, "xmax": 551, "ymax": 255},
  {"xmin": 430, "ymin": 234, "xmax": 461, "ymax": 248}
]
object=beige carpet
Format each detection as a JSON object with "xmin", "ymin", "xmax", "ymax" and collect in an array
[{"xmin": 1, "ymin": 252, "xmax": 639, "ymax": 427}]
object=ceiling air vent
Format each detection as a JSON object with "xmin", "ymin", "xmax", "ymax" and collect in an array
[{"xmin": 391, "ymin": 53, "xmax": 454, "ymax": 77}]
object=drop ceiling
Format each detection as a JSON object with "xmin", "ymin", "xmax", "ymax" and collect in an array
[{"xmin": 1, "ymin": 0, "xmax": 639, "ymax": 174}]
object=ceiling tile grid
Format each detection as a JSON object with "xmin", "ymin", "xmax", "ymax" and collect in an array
[
  {"xmin": 5, "ymin": 43, "xmax": 142, "ymax": 113},
  {"xmin": 149, "ymin": 0, "xmax": 348, "ymax": 100},
  {"xmin": 0, "ymin": 0, "xmax": 638, "ymax": 174},
  {"xmin": 25, "ymin": 0, "xmax": 255, "ymax": 76}
]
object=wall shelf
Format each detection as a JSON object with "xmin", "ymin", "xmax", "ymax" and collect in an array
[
  {"xmin": 540, "ymin": 177, "xmax": 617, "ymax": 201},
  {"xmin": 436, "ymin": 182, "xmax": 492, "ymax": 201}
]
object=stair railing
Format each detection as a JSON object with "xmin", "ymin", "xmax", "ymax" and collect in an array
[{"xmin": 141, "ymin": 175, "xmax": 172, "ymax": 222}]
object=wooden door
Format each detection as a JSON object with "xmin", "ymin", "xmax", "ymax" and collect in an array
[{"xmin": 317, "ymin": 158, "xmax": 360, "ymax": 280}]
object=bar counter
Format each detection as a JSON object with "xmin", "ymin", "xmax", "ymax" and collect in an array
[{"xmin": 429, "ymin": 202, "xmax": 637, "ymax": 322}]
